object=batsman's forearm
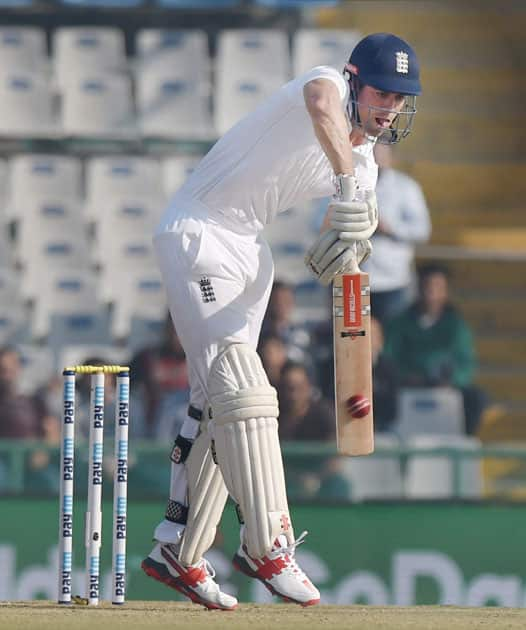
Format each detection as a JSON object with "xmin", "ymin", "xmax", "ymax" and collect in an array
[{"xmin": 311, "ymin": 113, "xmax": 354, "ymax": 176}]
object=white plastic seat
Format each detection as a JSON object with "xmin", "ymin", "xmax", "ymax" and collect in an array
[
  {"xmin": 16, "ymin": 344, "xmax": 55, "ymax": 394},
  {"xmin": 111, "ymin": 271, "xmax": 166, "ymax": 340},
  {"xmin": 161, "ymin": 154, "xmax": 202, "ymax": 196},
  {"xmin": 339, "ymin": 433, "xmax": 404, "ymax": 501},
  {"xmin": 216, "ymin": 29, "xmax": 290, "ymax": 79},
  {"xmin": 53, "ymin": 27, "xmax": 126, "ymax": 88},
  {"xmin": 7, "ymin": 155, "xmax": 82, "ymax": 220},
  {"xmin": 61, "ymin": 74, "xmax": 134, "ymax": 138},
  {"xmin": 0, "ymin": 265, "xmax": 21, "ymax": 301},
  {"xmin": 293, "ymin": 29, "xmax": 362, "ymax": 76},
  {"xmin": 263, "ymin": 203, "xmax": 320, "ymax": 285},
  {"xmin": 405, "ymin": 434, "xmax": 483, "ymax": 499},
  {"xmin": 32, "ymin": 269, "xmax": 110, "ymax": 342},
  {"xmin": 93, "ymin": 197, "xmax": 162, "ymax": 259},
  {"xmin": 0, "ymin": 301, "xmax": 30, "ymax": 345},
  {"xmin": 135, "ymin": 29, "xmax": 209, "ymax": 82},
  {"xmin": 0, "ymin": 27, "xmax": 47, "ymax": 74},
  {"xmin": 137, "ymin": 72, "xmax": 214, "ymax": 140},
  {"xmin": 97, "ymin": 234, "xmax": 158, "ymax": 303},
  {"xmin": 85, "ymin": 156, "xmax": 163, "ymax": 218},
  {"xmin": 215, "ymin": 74, "xmax": 283, "ymax": 135},
  {"xmin": 393, "ymin": 387, "xmax": 466, "ymax": 440},
  {"xmin": 0, "ymin": 231, "xmax": 13, "ymax": 267},
  {"xmin": 20, "ymin": 235, "xmax": 92, "ymax": 300},
  {"xmin": 15, "ymin": 198, "xmax": 87, "ymax": 258},
  {"xmin": 0, "ymin": 158, "xmax": 9, "ymax": 221},
  {"xmin": 0, "ymin": 72, "xmax": 55, "ymax": 137}
]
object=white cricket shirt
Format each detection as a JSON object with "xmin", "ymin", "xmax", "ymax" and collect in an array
[{"xmin": 156, "ymin": 66, "xmax": 378, "ymax": 235}]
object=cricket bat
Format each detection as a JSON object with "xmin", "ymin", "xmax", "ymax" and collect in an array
[{"xmin": 333, "ymin": 255, "xmax": 374, "ymax": 456}]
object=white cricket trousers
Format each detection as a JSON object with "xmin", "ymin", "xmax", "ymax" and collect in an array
[{"xmin": 153, "ymin": 204, "xmax": 274, "ymax": 414}]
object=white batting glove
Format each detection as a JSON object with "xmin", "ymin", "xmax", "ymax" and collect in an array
[
  {"xmin": 304, "ymin": 230, "xmax": 372, "ymax": 286},
  {"xmin": 329, "ymin": 175, "xmax": 378, "ymax": 241}
]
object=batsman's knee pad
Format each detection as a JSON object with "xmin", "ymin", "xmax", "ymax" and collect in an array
[
  {"xmin": 174, "ymin": 409, "xmax": 229, "ymax": 567},
  {"xmin": 208, "ymin": 343, "xmax": 293, "ymax": 559}
]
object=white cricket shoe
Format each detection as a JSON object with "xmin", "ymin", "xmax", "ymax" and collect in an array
[
  {"xmin": 142, "ymin": 542, "xmax": 238, "ymax": 611},
  {"xmin": 232, "ymin": 531, "xmax": 320, "ymax": 607}
]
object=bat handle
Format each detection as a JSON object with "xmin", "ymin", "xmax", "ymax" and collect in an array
[{"xmin": 348, "ymin": 242, "xmax": 361, "ymax": 275}]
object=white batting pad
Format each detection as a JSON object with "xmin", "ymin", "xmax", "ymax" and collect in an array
[
  {"xmin": 178, "ymin": 411, "xmax": 229, "ymax": 566},
  {"xmin": 208, "ymin": 343, "xmax": 293, "ymax": 558}
]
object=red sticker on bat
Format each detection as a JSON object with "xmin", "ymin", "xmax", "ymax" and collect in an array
[{"xmin": 342, "ymin": 275, "xmax": 362, "ymax": 328}]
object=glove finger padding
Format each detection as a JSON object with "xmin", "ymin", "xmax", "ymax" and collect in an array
[
  {"xmin": 305, "ymin": 229, "xmax": 359, "ymax": 286},
  {"xmin": 329, "ymin": 190, "xmax": 379, "ymax": 241}
]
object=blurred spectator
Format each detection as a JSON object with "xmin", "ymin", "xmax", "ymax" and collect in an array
[
  {"xmin": 277, "ymin": 361, "xmax": 335, "ymax": 441},
  {"xmin": 261, "ymin": 281, "xmax": 313, "ymax": 370},
  {"xmin": 258, "ymin": 333, "xmax": 288, "ymax": 387},
  {"xmin": 363, "ymin": 144, "xmax": 431, "ymax": 325},
  {"xmin": 0, "ymin": 346, "xmax": 47, "ymax": 439},
  {"xmin": 317, "ymin": 456, "xmax": 352, "ymax": 501},
  {"xmin": 370, "ymin": 316, "xmax": 399, "ymax": 433},
  {"xmin": 384, "ymin": 263, "xmax": 486, "ymax": 434},
  {"xmin": 130, "ymin": 313, "xmax": 190, "ymax": 440}
]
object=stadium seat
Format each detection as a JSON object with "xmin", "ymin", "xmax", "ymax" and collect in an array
[
  {"xmin": 97, "ymin": 235, "xmax": 158, "ymax": 303},
  {"xmin": 292, "ymin": 28, "xmax": 361, "ymax": 76},
  {"xmin": 13, "ymin": 198, "xmax": 91, "ymax": 298},
  {"xmin": 339, "ymin": 433, "xmax": 404, "ymax": 501},
  {"xmin": 161, "ymin": 154, "xmax": 202, "ymax": 196},
  {"xmin": 53, "ymin": 27, "xmax": 126, "ymax": 88},
  {"xmin": 254, "ymin": 0, "xmax": 338, "ymax": 6},
  {"xmin": 136, "ymin": 73, "xmax": 214, "ymax": 140},
  {"xmin": 214, "ymin": 29, "xmax": 290, "ymax": 134},
  {"xmin": 7, "ymin": 155, "xmax": 82, "ymax": 220},
  {"xmin": 0, "ymin": 301, "xmax": 30, "ymax": 345},
  {"xmin": 110, "ymin": 272, "xmax": 166, "ymax": 341},
  {"xmin": 0, "ymin": 231, "xmax": 14, "ymax": 267},
  {"xmin": 61, "ymin": 0, "xmax": 143, "ymax": 6},
  {"xmin": 85, "ymin": 156, "xmax": 164, "ymax": 218},
  {"xmin": 61, "ymin": 74, "xmax": 135, "ymax": 138},
  {"xmin": 0, "ymin": 73, "xmax": 55, "ymax": 137},
  {"xmin": 32, "ymin": 269, "xmax": 110, "ymax": 343},
  {"xmin": 393, "ymin": 387, "xmax": 466, "ymax": 440},
  {"xmin": 0, "ymin": 27, "xmax": 47, "ymax": 74},
  {"xmin": 14, "ymin": 198, "xmax": 87, "ymax": 256},
  {"xmin": 0, "ymin": 158, "xmax": 8, "ymax": 217},
  {"xmin": 155, "ymin": 0, "xmax": 238, "ymax": 8},
  {"xmin": 215, "ymin": 75, "xmax": 284, "ymax": 135},
  {"xmin": 405, "ymin": 434, "xmax": 483, "ymax": 499},
  {"xmin": 216, "ymin": 29, "xmax": 290, "ymax": 78},
  {"xmin": 0, "ymin": 0, "xmax": 34, "ymax": 7},
  {"xmin": 93, "ymin": 197, "xmax": 163, "ymax": 258},
  {"xmin": 263, "ymin": 203, "xmax": 320, "ymax": 285},
  {"xmin": 0, "ymin": 266, "xmax": 20, "ymax": 301},
  {"xmin": 135, "ymin": 29, "xmax": 210, "ymax": 82},
  {"xmin": 16, "ymin": 344, "xmax": 55, "ymax": 394}
]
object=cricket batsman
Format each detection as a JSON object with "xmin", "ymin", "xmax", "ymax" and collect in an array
[{"xmin": 141, "ymin": 32, "xmax": 421, "ymax": 609}]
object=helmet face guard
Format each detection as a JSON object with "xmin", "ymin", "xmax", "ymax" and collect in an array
[
  {"xmin": 345, "ymin": 72, "xmax": 417, "ymax": 145},
  {"xmin": 344, "ymin": 33, "xmax": 421, "ymax": 145}
]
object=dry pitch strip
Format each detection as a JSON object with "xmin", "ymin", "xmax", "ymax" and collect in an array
[{"xmin": 2, "ymin": 602, "xmax": 526, "ymax": 629}]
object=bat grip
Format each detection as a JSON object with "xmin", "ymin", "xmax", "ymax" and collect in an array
[{"xmin": 348, "ymin": 242, "xmax": 361, "ymax": 275}]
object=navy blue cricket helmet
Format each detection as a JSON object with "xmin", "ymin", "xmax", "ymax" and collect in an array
[{"xmin": 345, "ymin": 33, "xmax": 422, "ymax": 144}]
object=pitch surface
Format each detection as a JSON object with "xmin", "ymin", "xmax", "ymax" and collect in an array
[{"xmin": 1, "ymin": 601, "xmax": 526, "ymax": 630}]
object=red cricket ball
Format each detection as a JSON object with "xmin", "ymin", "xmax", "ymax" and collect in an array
[{"xmin": 346, "ymin": 394, "xmax": 371, "ymax": 419}]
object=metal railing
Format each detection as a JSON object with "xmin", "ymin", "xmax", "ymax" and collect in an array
[{"xmin": 2, "ymin": 439, "xmax": 526, "ymax": 501}]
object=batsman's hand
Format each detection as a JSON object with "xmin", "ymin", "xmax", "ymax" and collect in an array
[
  {"xmin": 329, "ymin": 189, "xmax": 378, "ymax": 241},
  {"xmin": 304, "ymin": 230, "xmax": 372, "ymax": 286}
]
